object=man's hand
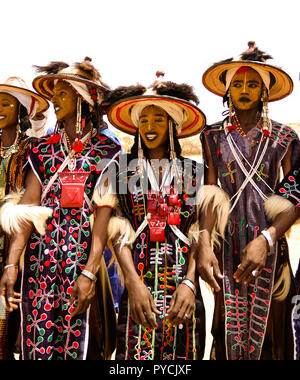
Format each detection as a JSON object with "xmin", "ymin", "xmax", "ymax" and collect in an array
[
  {"xmin": 127, "ymin": 279, "xmax": 160, "ymax": 330},
  {"xmin": 233, "ymin": 235, "xmax": 268, "ymax": 284},
  {"xmin": 0, "ymin": 267, "xmax": 21, "ymax": 312},
  {"xmin": 167, "ymin": 283, "xmax": 195, "ymax": 326},
  {"xmin": 197, "ymin": 243, "xmax": 223, "ymax": 292},
  {"xmin": 69, "ymin": 275, "xmax": 96, "ymax": 318}
]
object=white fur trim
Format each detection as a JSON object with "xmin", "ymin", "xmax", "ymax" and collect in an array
[
  {"xmin": 198, "ymin": 185, "xmax": 230, "ymax": 248},
  {"xmin": 264, "ymin": 194, "xmax": 294, "ymax": 220},
  {"xmin": 107, "ymin": 216, "xmax": 136, "ymax": 250},
  {"xmin": 0, "ymin": 191, "xmax": 53, "ymax": 236},
  {"xmin": 92, "ymin": 190, "xmax": 118, "ymax": 209}
]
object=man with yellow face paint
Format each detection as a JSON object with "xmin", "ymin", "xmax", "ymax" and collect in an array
[
  {"xmin": 197, "ymin": 42, "xmax": 300, "ymax": 360},
  {"xmin": 0, "ymin": 59, "xmax": 121, "ymax": 360},
  {"xmin": 0, "ymin": 77, "xmax": 49, "ymax": 360},
  {"xmin": 96, "ymin": 74, "xmax": 207, "ymax": 360}
]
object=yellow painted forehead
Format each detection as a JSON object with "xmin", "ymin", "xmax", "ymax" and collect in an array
[{"xmin": 140, "ymin": 105, "xmax": 168, "ymax": 116}]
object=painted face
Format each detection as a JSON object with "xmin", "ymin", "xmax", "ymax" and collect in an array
[
  {"xmin": 51, "ymin": 81, "xmax": 78, "ymax": 121},
  {"xmin": 139, "ymin": 105, "xmax": 170, "ymax": 151},
  {"xmin": 230, "ymin": 68, "xmax": 263, "ymax": 111},
  {"xmin": 0, "ymin": 93, "xmax": 19, "ymax": 130}
]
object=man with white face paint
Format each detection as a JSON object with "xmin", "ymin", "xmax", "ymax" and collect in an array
[{"xmin": 196, "ymin": 42, "xmax": 300, "ymax": 360}]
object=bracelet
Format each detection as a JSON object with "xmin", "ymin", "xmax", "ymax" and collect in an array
[
  {"xmin": 261, "ymin": 230, "xmax": 275, "ymax": 256},
  {"xmin": 4, "ymin": 264, "xmax": 18, "ymax": 270},
  {"xmin": 181, "ymin": 279, "xmax": 196, "ymax": 296},
  {"xmin": 81, "ymin": 269, "xmax": 97, "ymax": 282}
]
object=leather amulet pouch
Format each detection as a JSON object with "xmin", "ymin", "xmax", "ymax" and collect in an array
[
  {"xmin": 58, "ymin": 171, "xmax": 90, "ymax": 208},
  {"xmin": 149, "ymin": 216, "xmax": 166, "ymax": 242}
]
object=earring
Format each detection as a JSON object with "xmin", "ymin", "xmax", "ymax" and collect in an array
[
  {"xmin": 261, "ymin": 87, "xmax": 270, "ymax": 137},
  {"xmin": 169, "ymin": 120, "xmax": 180, "ymax": 184},
  {"xmin": 137, "ymin": 130, "xmax": 144, "ymax": 179},
  {"xmin": 76, "ymin": 97, "xmax": 82, "ymax": 136}
]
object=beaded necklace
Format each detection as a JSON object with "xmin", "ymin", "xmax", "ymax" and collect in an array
[
  {"xmin": 0, "ymin": 129, "xmax": 21, "ymax": 159},
  {"xmin": 63, "ymin": 127, "xmax": 92, "ymax": 158},
  {"xmin": 233, "ymin": 114, "xmax": 265, "ymax": 145}
]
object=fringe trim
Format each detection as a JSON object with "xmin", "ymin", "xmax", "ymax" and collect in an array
[
  {"xmin": 198, "ymin": 185, "xmax": 230, "ymax": 248},
  {"xmin": 0, "ymin": 191, "xmax": 53, "ymax": 236},
  {"xmin": 265, "ymin": 194, "xmax": 300, "ymax": 238},
  {"xmin": 106, "ymin": 216, "xmax": 136, "ymax": 286},
  {"xmin": 265, "ymin": 194, "xmax": 294, "ymax": 221},
  {"xmin": 272, "ymin": 263, "xmax": 291, "ymax": 302},
  {"xmin": 187, "ymin": 221, "xmax": 205, "ymax": 244},
  {"xmin": 92, "ymin": 188, "xmax": 118, "ymax": 209},
  {"xmin": 107, "ymin": 216, "xmax": 136, "ymax": 250}
]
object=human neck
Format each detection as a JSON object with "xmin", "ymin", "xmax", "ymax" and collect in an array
[
  {"xmin": 149, "ymin": 146, "xmax": 169, "ymax": 161},
  {"xmin": 1, "ymin": 125, "xmax": 19, "ymax": 147},
  {"xmin": 235, "ymin": 108, "xmax": 260, "ymax": 134},
  {"xmin": 62, "ymin": 116, "xmax": 92, "ymax": 143}
]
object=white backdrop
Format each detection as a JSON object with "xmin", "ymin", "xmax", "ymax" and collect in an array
[{"xmin": 1, "ymin": 0, "xmax": 299, "ymax": 128}]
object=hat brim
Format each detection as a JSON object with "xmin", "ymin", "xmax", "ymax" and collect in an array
[
  {"xmin": 107, "ymin": 95, "xmax": 206, "ymax": 139},
  {"xmin": 0, "ymin": 84, "xmax": 49, "ymax": 114},
  {"xmin": 33, "ymin": 74, "xmax": 110, "ymax": 101},
  {"xmin": 202, "ymin": 60, "xmax": 293, "ymax": 102}
]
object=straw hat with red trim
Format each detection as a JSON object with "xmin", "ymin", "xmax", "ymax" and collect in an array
[
  {"xmin": 32, "ymin": 57, "xmax": 110, "ymax": 106},
  {"xmin": 202, "ymin": 42, "xmax": 293, "ymax": 102},
  {"xmin": 105, "ymin": 72, "xmax": 206, "ymax": 139},
  {"xmin": 0, "ymin": 76, "xmax": 49, "ymax": 116}
]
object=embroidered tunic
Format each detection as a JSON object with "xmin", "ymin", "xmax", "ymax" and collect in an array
[
  {"xmin": 274, "ymin": 158, "xmax": 300, "ymax": 360},
  {"xmin": 114, "ymin": 155, "xmax": 205, "ymax": 360},
  {"xmin": 202, "ymin": 119, "xmax": 299, "ymax": 360},
  {"xmin": 21, "ymin": 130, "xmax": 120, "ymax": 360},
  {"xmin": 0, "ymin": 135, "xmax": 33, "ymax": 360}
]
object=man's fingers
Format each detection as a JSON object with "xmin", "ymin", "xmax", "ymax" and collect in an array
[
  {"xmin": 167, "ymin": 293, "xmax": 176, "ymax": 315},
  {"xmin": 149, "ymin": 295, "xmax": 161, "ymax": 316},
  {"xmin": 199, "ymin": 266, "xmax": 221, "ymax": 292}
]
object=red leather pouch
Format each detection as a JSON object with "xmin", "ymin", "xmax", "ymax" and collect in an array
[{"xmin": 58, "ymin": 171, "xmax": 90, "ymax": 208}]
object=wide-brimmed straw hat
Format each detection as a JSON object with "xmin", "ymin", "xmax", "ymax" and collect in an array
[
  {"xmin": 106, "ymin": 73, "xmax": 206, "ymax": 139},
  {"xmin": 202, "ymin": 42, "xmax": 293, "ymax": 102},
  {"xmin": 0, "ymin": 76, "xmax": 49, "ymax": 116},
  {"xmin": 32, "ymin": 57, "xmax": 110, "ymax": 105}
]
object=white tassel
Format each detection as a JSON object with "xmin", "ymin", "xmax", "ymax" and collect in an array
[{"xmin": 0, "ymin": 191, "xmax": 52, "ymax": 236}]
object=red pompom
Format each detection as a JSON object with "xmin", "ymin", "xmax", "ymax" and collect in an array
[
  {"xmin": 72, "ymin": 140, "xmax": 84, "ymax": 153},
  {"xmin": 47, "ymin": 133, "xmax": 61, "ymax": 144},
  {"xmin": 227, "ymin": 124, "xmax": 237, "ymax": 131}
]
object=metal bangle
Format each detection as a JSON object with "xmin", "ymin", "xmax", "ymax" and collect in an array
[
  {"xmin": 181, "ymin": 279, "xmax": 196, "ymax": 296},
  {"xmin": 261, "ymin": 230, "xmax": 275, "ymax": 255},
  {"xmin": 81, "ymin": 269, "xmax": 97, "ymax": 282},
  {"xmin": 4, "ymin": 264, "xmax": 18, "ymax": 270}
]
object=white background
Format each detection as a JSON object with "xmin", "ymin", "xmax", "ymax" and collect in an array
[{"xmin": 1, "ymin": 0, "xmax": 299, "ymax": 128}]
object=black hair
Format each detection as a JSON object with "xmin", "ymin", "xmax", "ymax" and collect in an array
[
  {"xmin": 128, "ymin": 120, "xmax": 182, "ymax": 160},
  {"xmin": 19, "ymin": 104, "xmax": 31, "ymax": 132}
]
